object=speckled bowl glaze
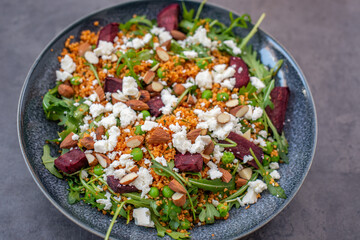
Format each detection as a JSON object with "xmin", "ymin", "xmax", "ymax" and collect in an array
[{"xmin": 17, "ymin": 1, "xmax": 317, "ymax": 239}]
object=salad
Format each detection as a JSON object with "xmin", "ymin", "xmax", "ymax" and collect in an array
[{"xmin": 41, "ymin": 1, "xmax": 290, "ymax": 239}]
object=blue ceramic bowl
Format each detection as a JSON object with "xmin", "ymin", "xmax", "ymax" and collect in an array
[{"xmin": 17, "ymin": 1, "xmax": 317, "ymax": 239}]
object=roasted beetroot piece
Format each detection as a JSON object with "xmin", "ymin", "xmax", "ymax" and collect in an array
[
  {"xmin": 221, "ymin": 132, "xmax": 263, "ymax": 168},
  {"xmin": 157, "ymin": 3, "xmax": 180, "ymax": 31},
  {"xmin": 175, "ymin": 153, "xmax": 203, "ymax": 172},
  {"xmin": 104, "ymin": 77, "xmax": 122, "ymax": 93},
  {"xmin": 97, "ymin": 22, "xmax": 119, "ymax": 46},
  {"xmin": 265, "ymin": 87, "xmax": 290, "ymax": 133},
  {"xmin": 54, "ymin": 148, "xmax": 88, "ymax": 174},
  {"xmin": 106, "ymin": 175, "xmax": 138, "ymax": 193},
  {"xmin": 230, "ymin": 57, "xmax": 250, "ymax": 89},
  {"xmin": 147, "ymin": 96, "xmax": 164, "ymax": 117}
]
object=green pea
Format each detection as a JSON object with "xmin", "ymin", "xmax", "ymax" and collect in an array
[
  {"xmin": 157, "ymin": 68, "xmax": 165, "ymax": 78},
  {"xmin": 131, "ymin": 148, "xmax": 143, "ymax": 161},
  {"xmin": 217, "ymin": 203, "xmax": 229, "ymax": 217},
  {"xmin": 93, "ymin": 165, "xmax": 104, "ymax": 175},
  {"xmin": 179, "ymin": 219, "xmax": 191, "ymax": 230},
  {"xmin": 162, "ymin": 186, "xmax": 174, "ymax": 198},
  {"xmin": 70, "ymin": 76, "xmax": 82, "ymax": 85},
  {"xmin": 149, "ymin": 187, "xmax": 160, "ymax": 198},
  {"xmin": 134, "ymin": 125, "xmax": 145, "ymax": 135},
  {"xmin": 141, "ymin": 110, "xmax": 151, "ymax": 120},
  {"xmin": 217, "ymin": 92, "xmax": 229, "ymax": 102},
  {"xmin": 221, "ymin": 151, "xmax": 235, "ymax": 164},
  {"xmin": 201, "ymin": 90, "xmax": 213, "ymax": 100}
]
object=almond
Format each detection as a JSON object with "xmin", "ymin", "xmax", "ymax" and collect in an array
[
  {"xmin": 58, "ymin": 84, "xmax": 74, "ymax": 98},
  {"xmin": 60, "ymin": 132, "xmax": 78, "ymax": 149},
  {"xmin": 150, "ymin": 63, "xmax": 160, "ymax": 72},
  {"xmin": 112, "ymin": 92, "xmax": 129, "ymax": 103},
  {"xmin": 95, "ymin": 153, "xmax": 111, "ymax": 168},
  {"xmin": 80, "ymin": 137, "xmax": 95, "ymax": 149},
  {"xmin": 147, "ymin": 127, "xmax": 171, "ymax": 144},
  {"xmin": 200, "ymin": 129, "xmax": 208, "ymax": 135},
  {"xmin": 242, "ymin": 129, "xmax": 251, "ymax": 140},
  {"xmin": 138, "ymin": 90, "xmax": 150, "ymax": 102},
  {"xmin": 129, "ymin": 165, "xmax": 139, "ymax": 173},
  {"xmin": 236, "ymin": 178, "xmax": 247, "ymax": 188},
  {"xmin": 203, "ymin": 141, "xmax": 215, "ymax": 155},
  {"xmin": 173, "ymin": 84, "xmax": 185, "ymax": 96},
  {"xmin": 146, "ymin": 81, "xmax": 164, "ymax": 93},
  {"xmin": 168, "ymin": 179, "xmax": 187, "ymax": 194},
  {"xmin": 217, "ymin": 113, "xmax": 231, "ymax": 124},
  {"xmin": 126, "ymin": 136, "xmax": 144, "ymax": 148},
  {"xmin": 200, "ymin": 153, "xmax": 211, "ymax": 161},
  {"xmin": 186, "ymin": 129, "xmax": 202, "ymax": 143},
  {"xmin": 218, "ymin": 168, "xmax": 232, "ymax": 183},
  {"xmin": 95, "ymin": 126, "xmax": 105, "ymax": 140},
  {"xmin": 239, "ymin": 167, "xmax": 252, "ymax": 180},
  {"xmin": 125, "ymin": 100, "xmax": 149, "ymax": 111},
  {"xmin": 230, "ymin": 105, "xmax": 249, "ymax": 118},
  {"xmin": 85, "ymin": 153, "xmax": 98, "ymax": 167},
  {"xmin": 225, "ymin": 99, "xmax": 239, "ymax": 108},
  {"xmin": 78, "ymin": 42, "xmax": 91, "ymax": 57},
  {"xmin": 95, "ymin": 86, "xmax": 105, "ymax": 102},
  {"xmin": 143, "ymin": 70, "xmax": 155, "ymax": 84},
  {"xmin": 170, "ymin": 30, "xmax": 187, "ymax": 40},
  {"xmin": 172, "ymin": 192, "xmax": 186, "ymax": 207},
  {"xmin": 120, "ymin": 172, "xmax": 138, "ymax": 185},
  {"xmin": 161, "ymin": 39, "xmax": 171, "ymax": 51},
  {"xmin": 156, "ymin": 47, "xmax": 169, "ymax": 62},
  {"xmin": 187, "ymin": 95, "xmax": 196, "ymax": 105}
]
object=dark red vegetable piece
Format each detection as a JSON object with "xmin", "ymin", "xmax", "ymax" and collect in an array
[
  {"xmin": 175, "ymin": 153, "xmax": 203, "ymax": 172},
  {"xmin": 54, "ymin": 148, "xmax": 88, "ymax": 174},
  {"xmin": 221, "ymin": 132, "xmax": 263, "ymax": 168},
  {"xmin": 104, "ymin": 77, "xmax": 122, "ymax": 93},
  {"xmin": 106, "ymin": 175, "xmax": 139, "ymax": 193},
  {"xmin": 229, "ymin": 57, "xmax": 250, "ymax": 89},
  {"xmin": 97, "ymin": 22, "xmax": 119, "ymax": 46},
  {"xmin": 157, "ymin": 3, "xmax": 180, "ymax": 31},
  {"xmin": 265, "ymin": 87, "xmax": 290, "ymax": 134},
  {"xmin": 147, "ymin": 96, "xmax": 164, "ymax": 117}
]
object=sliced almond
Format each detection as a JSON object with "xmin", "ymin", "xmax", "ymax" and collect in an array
[
  {"xmin": 173, "ymin": 84, "xmax": 185, "ymax": 96},
  {"xmin": 168, "ymin": 180, "xmax": 186, "ymax": 194},
  {"xmin": 187, "ymin": 95, "xmax": 196, "ymax": 105},
  {"xmin": 242, "ymin": 129, "xmax": 251, "ymax": 140},
  {"xmin": 186, "ymin": 129, "xmax": 202, "ymax": 143},
  {"xmin": 225, "ymin": 99, "xmax": 239, "ymax": 108},
  {"xmin": 126, "ymin": 136, "xmax": 144, "ymax": 148},
  {"xmin": 146, "ymin": 81, "xmax": 164, "ymax": 93},
  {"xmin": 138, "ymin": 90, "xmax": 151, "ymax": 102},
  {"xmin": 112, "ymin": 92, "xmax": 129, "ymax": 103},
  {"xmin": 161, "ymin": 39, "xmax": 171, "ymax": 51},
  {"xmin": 230, "ymin": 105, "xmax": 249, "ymax": 118},
  {"xmin": 150, "ymin": 63, "xmax": 160, "ymax": 72},
  {"xmin": 218, "ymin": 168, "xmax": 232, "ymax": 183},
  {"xmin": 125, "ymin": 100, "xmax": 149, "ymax": 111},
  {"xmin": 200, "ymin": 129, "xmax": 208, "ymax": 135},
  {"xmin": 201, "ymin": 153, "xmax": 211, "ymax": 161},
  {"xmin": 239, "ymin": 167, "xmax": 252, "ymax": 180},
  {"xmin": 156, "ymin": 47, "xmax": 170, "ymax": 62},
  {"xmin": 146, "ymin": 127, "xmax": 171, "ymax": 144},
  {"xmin": 129, "ymin": 165, "xmax": 139, "ymax": 173},
  {"xmin": 217, "ymin": 113, "xmax": 231, "ymax": 124},
  {"xmin": 119, "ymin": 172, "xmax": 138, "ymax": 185},
  {"xmin": 85, "ymin": 153, "xmax": 98, "ymax": 167},
  {"xmin": 95, "ymin": 153, "xmax": 111, "ymax": 168},
  {"xmin": 236, "ymin": 178, "xmax": 247, "ymax": 188},
  {"xmin": 60, "ymin": 132, "xmax": 78, "ymax": 149},
  {"xmin": 80, "ymin": 137, "xmax": 95, "ymax": 149},
  {"xmin": 95, "ymin": 126, "xmax": 105, "ymax": 140},
  {"xmin": 170, "ymin": 30, "xmax": 187, "ymax": 40},
  {"xmin": 95, "ymin": 86, "xmax": 105, "ymax": 102},
  {"xmin": 172, "ymin": 192, "xmax": 186, "ymax": 207},
  {"xmin": 58, "ymin": 84, "xmax": 74, "ymax": 98},
  {"xmin": 143, "ymin": 70, "xmax": 155, "ymax": 84},
  {"xmin": 78, "ymin": 42, "xmax": 92, "ymax": 57},
  {"xmin": 203, "ymin": 141, "xmax": 215, "ymax": 155}
]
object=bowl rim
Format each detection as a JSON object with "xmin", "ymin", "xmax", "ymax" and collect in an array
[{"xmin": 17, "ymin": 0, "xmax": 317, "ymax": 239}]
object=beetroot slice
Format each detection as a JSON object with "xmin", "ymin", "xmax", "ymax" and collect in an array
[
  {"xmin": 54, "ymin": 148, "xmax": 88, "ymax": 174},
  {"xmin": 221, "ymin": 132, "xmax": 263, "ymax": 168},
  {"xmin": 157, "ymin": 3, "xmax": 180, "ymax": 31},
  {"xmin": 265, "ymin": 87, "xmax": 290, "ymax": 133},
  {"xmin": 175, "ymin": 153, "xmax": 203, "ymax": 172},
  {"xmin": 147, "ymin": 96, "xmax": 164, "ymax": 117},
  {"xmin": 104, "ymin": 77, "xmax": 122, "ymax": 93},
  {"xmin": 229, "ymin": 57, "xmax": 250, "ymax": 89},
  {"xmin": 106, "ymin": 175, "xmax": 138, "ymax": 193},
  {"xmin": 97, "ymin": 22, "xmax": 119, "ymax": 46}
]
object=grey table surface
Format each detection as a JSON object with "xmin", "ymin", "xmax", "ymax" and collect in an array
[{"xmin": 1, "ymin": 0, "xmax": 359, "ymax": 239}]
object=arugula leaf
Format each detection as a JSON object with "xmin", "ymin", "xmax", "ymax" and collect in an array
[
  {"xmin": 152, "ymin": 215, "xmax": 190, "ymax": 239},
  {"xmin": 41, "ymin": 145, "xmax": 62, "ymax": 179},
  {"xmin": 85, "ymin": 62, "xmax": 102, "ymax": 87},
  {"xmin": 199, "ymin": 203, "xmax": 220, "ymax": 224},
  {"xmin": 188, "ymin": 178, "xmax": 235, "ymax": 192},
  {"xmin": 239, "ymin": 13, "xmax": 266, "ymax": 49},
  {"xmin": 68, "ymin": 189, "xmax": 80, "ymax": 204},
  {"xmin": 119, "ymin": 15, "xmax": 153, "ymax": 32},
  {"xmin": 181, "ymin": 1, "xmax": 195, "ymax": 21}
]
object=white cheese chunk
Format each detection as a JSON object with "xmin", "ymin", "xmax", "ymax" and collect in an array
[
  {"xmin": 133, "ymin": 208, "xmax": 155, "ymax": 227},
  {"xmin": 122, "ymin": 76, "xmax": 139, "ymax": 96},
  {"xmin": 61, "ymin": 55, "xmax": 76, "ymax": 73}
]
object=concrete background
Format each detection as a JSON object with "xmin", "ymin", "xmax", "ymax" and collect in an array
[{"xmin": 1, "ymin": 0, "xmax": 359, "ymax": 239}]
